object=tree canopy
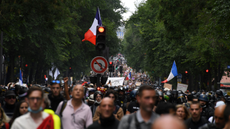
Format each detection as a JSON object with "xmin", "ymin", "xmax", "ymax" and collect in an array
[
  {"xmin": 0, "ymin": 0, "xmax": 125, "ymax": 84},
  {"xmin": 122, "ymin": 0, "xmax": 230, "ymax": 90}
]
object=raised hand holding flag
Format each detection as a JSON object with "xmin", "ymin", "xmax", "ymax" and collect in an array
[{"xmin": 162, "ymin": 61, "xmax": 178, "ymax": 83}]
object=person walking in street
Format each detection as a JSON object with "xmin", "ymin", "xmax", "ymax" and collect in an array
[
  {"xmin": 11, "ymin": 86, "xmax": 57, "ymax": 129},
  {"xmin": 9, "ymin": 100, "xmax": 28, "ymax": 127},
  {"xmin": 56, "ymin": 84, "xmax": 93, "ymax": 129},
  {"xmin": 152, "ymin": 115, "xmax": 186, "ymax": 129},
  {"xmin": 176, "ymin": 104, "xmax": 191, "ymax": 121},
  {"xmin": 199, "ymin": 104, "xmax": 226, "ymax": 129},
  {"xmin": 0, "ymin": 107, "xmax": 10, "ymax": 129},
  {"xmin": 87, "ymin": 97, "xmax": 120, "ymax": 129},
  {"xmin": 185, "ymin": 101, "xmax": 208, "ymax": 129},
  {"xmin": 3, "ymin": 90, "xmax": 17, "ymax": 118},
  {"xmin": 48, "ymin": 80, "xmax": 65, "ymax": 111},
  {"xmin": 93, "ymin": 90, "xmax": 124, "ymax": 121},
  {"xmin": 118, "ymin": 85, "xmax": 159, "ymax": 129}
]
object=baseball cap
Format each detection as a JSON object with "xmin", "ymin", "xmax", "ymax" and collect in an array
[{"xmin": 5, "ymin": 90, "xmax": 16, "ymax": 97}]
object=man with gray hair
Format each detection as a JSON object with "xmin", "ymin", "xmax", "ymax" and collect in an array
[{"xmin": 56, "ymin": 84, "xmax": 93, "ymax": 129}]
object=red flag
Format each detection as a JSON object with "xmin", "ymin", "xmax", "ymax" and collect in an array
[{"xmin": 37, "ymin": 115, "xmax": 54, "ymax": 129}]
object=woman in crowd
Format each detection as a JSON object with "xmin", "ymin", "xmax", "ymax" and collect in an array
[
  {"xmin": 0, "ymin": 107, "xmax": 10, "ymax": 129},
  {"xmin": 175, "ymin": 104, "xmax": 191, "ymax": 121},
  {"xmin": 93, "ymin": 90, "xmax": 124, "ymax": 121},
  {"xmin": 9, "ymin": 100, "xmax": 28, "ymax": 128}
]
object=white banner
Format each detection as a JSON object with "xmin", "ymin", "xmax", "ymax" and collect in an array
[
  {"xmin": 177, "ymin": 83, "xmax": 188, "ymax": 93},
  {"xmin": 106, "ymin": 77, "xmax": 125, "ymax": 87}
]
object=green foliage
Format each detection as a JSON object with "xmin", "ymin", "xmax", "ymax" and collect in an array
[
  {"xmin": 0, "ymin": 0, "xmax": 125, "ymax": 83},
  {"xmin": 122, "ymin": 0, "xmax": 230, "ymax": 90}
]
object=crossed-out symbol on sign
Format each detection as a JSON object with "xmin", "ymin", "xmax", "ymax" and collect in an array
[
  {"xmin": 91, "ymin": 56, "xmax": 108, "ymax": 74},
  {"xmin": 94, "ymin": 61, "xmax": 105, "ymax": 70}
]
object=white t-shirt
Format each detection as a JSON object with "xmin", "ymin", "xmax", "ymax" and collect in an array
[{"xmin": 11, "ymin": 112, "xmax": 49, "ymax": 129}]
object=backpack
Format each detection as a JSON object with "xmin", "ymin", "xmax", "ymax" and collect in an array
[
  {"xmin": 60, "ymin": 100, "xmax": 67, "ymax": 118},
  {"xmin": 127, "ymin": 112, "xmax": 140, "ymax": 129}
]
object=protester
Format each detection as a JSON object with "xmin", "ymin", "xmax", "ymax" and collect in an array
[
  {"xmin": 118, "ymin": 85, "xmax": 159, "ymax": 129},
  {"xmin": 199, "ymin": 94, "xmax": 214, "ymax": 120},
  {"xmin": 176, "ymin": 104, "xmax": 191, "ymax": 121},
  {"xmin": 185, "ymin": 101, "xmax": 208, "ymax": 129},
  {"xmin": 208, "ymin": 101, "xmax": 225, "ymax": 123},
  {"xmin": 93, "ymin": 90, "xmax": 124, "ymax": 121},
  {"xmin": 151, "ymin": 115, "xmax": 186, "ymax": 129},
  {"xmin": 223, "ymin": 104, "xmax": 230, "ymax": 129},
  {"xmin": 199, "ymin": 104, "xmax": 226, "ymax": 129},
  {"xmin": 117, "ymin": 87, "xmax": 128, "ymax": 114},
  {"xmin": 9, "ymin": 100, "xmax": 28, "ymax": 127},
  {"xmin": 56, "ymin": 84, "xmax": 93, "ymax": 129},
  {"xmin": 91, "ymin": 91, "xmax": 103, "ymax": 117},
  {"xmin": 11, "ymin": 86, "xmax": 57, "ymax": 129},
  {"xmin": 0, "ymin": 107, "xmax": 10, "ymax": 129},
  {"xmin": 155, "ymin": 102, "xmax": 176, "ymax": 116},
  {"xmin": 48, "ymin": 80, "xmax": 65, "ymax": 111},
  {"xmin": 87, "ymin": 97, "xmax": 120, "ymax": 129},
  {"xmin": 126, "ymin": 89, "xmax": 139, "ymax": 114},
  {"xmin": 3, "ymin": 90, "xmax": 17, "ymax": 118},
  {"xmin": 184, "ymin": 94, "xmax": 193, "ymax": 109},
  {"xmin": 43, "ymin": 92, "xmax": 61, "ymax": 129}
]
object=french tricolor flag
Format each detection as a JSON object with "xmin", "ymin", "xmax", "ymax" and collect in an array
[
  {"xmin": 162, "ymin": 61, "xmax": 178, "ymax": 83},
  {"xmin": 82, "ymin": 8, "xmax": 102, "ymax": 45},
  {"xmin": 126, "ymin": 72, "xmax": 131, "ymax": 80}
]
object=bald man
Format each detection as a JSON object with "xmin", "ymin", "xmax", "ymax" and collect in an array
[
  {"xmin": 151, "ymin": 115, "xmax": 186, "ymax": 129},
  {"xmin": 87, "ymin": 97, "xmax": 119, "ymax": 129},
  {"xmin": 199, "ymin": 105, "xmax": 226, "ymax": 129}
]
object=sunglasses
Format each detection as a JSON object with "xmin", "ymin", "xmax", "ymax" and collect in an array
[
  {"xmin": 6, "ymin": 96, "xmax": 16, "ymax": 99},
  {"xmin": 51, "ymin": 80, "xmax": 61, "ymax": 84}
]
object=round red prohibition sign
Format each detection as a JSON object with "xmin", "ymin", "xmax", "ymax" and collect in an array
[{"xmin": 90, "ymin": 56, "xmax": 108, "ymax": 74}]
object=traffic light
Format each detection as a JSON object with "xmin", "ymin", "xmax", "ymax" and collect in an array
[
  {"xmin": 25, "ymin": 64, "xmax": 28, "ymax": 67},
  {"xmin": 109, "ymin": 62, "xmax": 114, "ymax": 72},
  {"xmin": 96, "ymin": 26, "xmax": 106, "ymax": 51},
  {"xmin": 185, "ymin": 71, "xmax": 188, "ymax": 74},
  {"xmin": 206, "ymin": 69, "xmax": 209, "ymax": 73}
]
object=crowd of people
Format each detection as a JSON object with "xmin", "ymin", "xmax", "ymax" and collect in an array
[{"xmin": 0, "ymin": 75, "xmax": 229, "ymax": 129}]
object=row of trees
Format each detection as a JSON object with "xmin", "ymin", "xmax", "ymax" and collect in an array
[
  {"xmin": 122, "ymin": 0, "xmax": 230, "ymax": 91},
  {"xmin": 0, "ymin": 0, "xmax": 125, "ymax": 84}
]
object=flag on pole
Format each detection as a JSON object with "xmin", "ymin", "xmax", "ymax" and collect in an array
[
  {"xmin": 19, "ymin": 69, "xmax": 23, "ymax": 86},
  {"xmin": 162, "ymin": 61, "xmax": 178, "ymax": 83},
  {"xmin": 54, "ymin": 68, "xmax": 60, "ymax": 80},
  {"xmin": 128, "ymin": 72, "xmax": 131, "ymax": 79},
  {"xmin": 82, "ymin": 8, "xmax": 102, "ymax": 45},
  {"xmin": 49, "ymin": 67, "xmax": 54, "ymax": 78}
]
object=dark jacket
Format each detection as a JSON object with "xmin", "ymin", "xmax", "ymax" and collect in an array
[
  {"xmin": 185, "ymin": 117, "xmax": 208, "ymax": 129},
  {"xmin": 2, "ymin": 103, "xmax": 16, "ymax": 118},
  {"xmin": 48, "ymin": 94, "xmax": 64, "ymax": 111},
  {"xmin": 91, "ymin": 103, "xmax": 100, "ymax": 117},
  {"xmin": 199, "ymin": 123, "xmax": 221, "ymax": 129},
  {"xmin": 201, "ymin": 105, "xmax": 214, "ymax": 120},
  {"xmin": 87, "ymin": 115, "xmax": 119, "ymax": 129}
]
